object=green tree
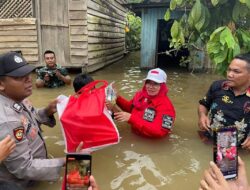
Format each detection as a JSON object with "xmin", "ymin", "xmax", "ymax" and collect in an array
[
  {"xmin": 125, "ymin": 12, "xmax": 142, "ymax": 50},
  {"xmin": 165, "ymin": 0, "xmax": 250, "ymax": 74}
]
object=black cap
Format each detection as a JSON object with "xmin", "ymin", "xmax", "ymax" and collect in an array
[{"xmin": 0, "ymin": 52, "xmax": 35, "ymax": 77}]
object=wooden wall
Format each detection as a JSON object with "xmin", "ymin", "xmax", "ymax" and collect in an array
[
  {"xmin": 86, "ymin": 0, "xmax": 127, "ymax": 72},
  {"xmin": 0, "ymin": 0, "xmax": 128, "ymax": 71},
  {"xmin": 38, "ymin": 0, "xmax": 70, "ymax": 67},
  {"xmin": 68, "ymin": 0, "xmax": 88, "ymax": 67},
  {"xmin": 0, "ymin": 18, "xmax": 39, "ymax": 64}
]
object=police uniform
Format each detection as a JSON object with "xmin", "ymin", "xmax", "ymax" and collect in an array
[
  {"xmin": 0, "ymin": 94, "xmax": 64, "ymax": 186},
  {"xmin": 36, "ymin": 65, "xmax": 69, "ymax": 88}
]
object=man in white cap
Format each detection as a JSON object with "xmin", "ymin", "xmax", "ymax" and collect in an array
[
  {"xmin": 0, "ymin": 52, "xmax": 65, "ymax": 187},
  {"xmin": 108, "ymin": 68, "xmax": 176, "ymax": 138}
]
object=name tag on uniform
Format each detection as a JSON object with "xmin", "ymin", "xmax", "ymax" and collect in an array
[
  {"xmin": 143, "ymin": 108, "xmax": 156, "ymax": 122},
  {"xmin": 162, "ymin": 115, "xmax": 173, "ymax": 130}
]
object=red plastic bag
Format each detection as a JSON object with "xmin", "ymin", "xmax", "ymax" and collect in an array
[{"xmin": 57, "ymin": 80, "xmax": 120, "ymax": 152}]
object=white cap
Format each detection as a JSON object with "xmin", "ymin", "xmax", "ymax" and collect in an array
[{"xmin": 145, "ymin": 68, "xmax": 167, "ymax": 83}]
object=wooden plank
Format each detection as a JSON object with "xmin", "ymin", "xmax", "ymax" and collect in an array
[
  {"xmin": 88, "ymin": 53, "xmax": 123, "ymax": 68},
  {"xmin": 0, "ymin": 30, "xmax": 37, "ymax": 36},
  {"xmin": 34, "ymin": 0, "xmax": 42, "ymax": 67},
  {"xmin": 89, "ymin": 54, "xmax": 123, "ymax": 67},
  {"xmin": 88, "ymin": 36, "xmax": 124, "ymax": 43},
  {"xmin": 0, "ymin": 36, "xmax": 37, "ymax": 42},
  {"xmin": 70, "ymin": 26, "xmax": 87, "ymax": 35},
  {"xmin": 40, "ymin": 23, "xmax": 69, "ymax": 27},
  {"xmin": 41, "ymin": 27, "xmax": 70, "ymax": 67},
  {"xmin": 0, "ymin": 25, "xmax": 37, "ymax": 30},
  {"xmin": 70, "ymin": 55, "xmax": 88, "ymax": 65},
  {"xmin": 91, "ymin": 0, "xmax": 126, "ymax": 16},
  {"xmin": 88, "ymin": 46, "xmax": 124, "ymax": 59},
  {"xmin": 69, "ymin": 0, "xmax": 87, "ymax": 11},
  {"xmin": 88, "ymin": 31, "xmax": 124, "ymax": 38},
  {"xmin": 22, "ymin": 55, "xmax": 39, "ymax": 62},
  {"xmin": 87, "ymin": 9, "xmax": 125, "ymax": 25},
  {"xmin": 0, "ymin": 48, "xmax": 38, "ymax": 55},
  {"xmin": 69, "ymin": 11, "xmax": 87, "ymax": 20},
  {"xmin": 102, "ymin": 0, "xmax": 127, "ymax": 13},
  {"xmin": 70, "ymin": 41, "xmax": 88, "ymax": 49},
  {"xmin": 87, "ymin": 0, "xmax": 124, "ymax": 20},
  {"xmin": 69, "ymin": 19, "xmax": 87, "ymax": 26},
  {"xmin": 58, "ymin": 0, "xmax": 69, "ymax": 25},
  {"xmin": 88, "ymin": 42, "xmax": 124, "ymax": 51},
  {"xmin": 0, "ymin": 42, "xmax": 38, "ymax": 48},
  {"xmin": 0, "ymin": 18, "xmax": 36, "ymax": 25},
  {"xmin": 88, "ymin": 23, "xmax": 124, "ymax": 33},
  {"xmin": 0, "ymin": 53, "xmax": 39, "ymax": 63},
  {"xmin": 71, "ymin": 48, "xmax": 88, "ymax": 56},
  {"xmin": 87, "ymin": 14, "xmax": 124, "ymax": 28},
  {"xmin": 70, "ymin": 34, "xmax": 88, "ymax": 42}
]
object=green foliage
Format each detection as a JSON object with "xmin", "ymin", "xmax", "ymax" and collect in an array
[
  {"xmin": 207, "ymin": 26, "xmax": 240, "ymax": 73},
  {"xmin": 125, "ymin": 12, "xmax": 142, "ymax": 50},
  {"xmin": 167, "ymin": 0, "xmax": 250, "ymax": 75},
  {"xmin": 164, "ymin": 9, "xmax": 171, "ymax": 21}
]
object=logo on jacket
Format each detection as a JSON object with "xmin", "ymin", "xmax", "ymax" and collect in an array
[
  {"xmin": 143, "ymin": 108, "xmax": 156, "ymax": 122},
  {"xmin": 13, "ymin": 126, "xmax": 24, "ymax": 141},
  {"xmin": 222, "ymin": 95, "xmax": 233, "ymax": 104},
  {"xmin": 162, "ymin": 115, "xmax": 173, "ymax": 130}
]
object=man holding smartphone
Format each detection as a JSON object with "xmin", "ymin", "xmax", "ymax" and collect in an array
[{"xmin": 198, "ymin": 53, "xmax": 250, "ymax": 149}]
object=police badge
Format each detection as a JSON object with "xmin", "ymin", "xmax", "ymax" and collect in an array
[{"xmin": 13, "ymin": 126, "xmax": 24, "ymax": 141}]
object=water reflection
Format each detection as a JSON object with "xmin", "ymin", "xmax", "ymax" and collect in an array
[{"xmin": 28, "ymin": 51, "xmax": 250, "ymax": 190}]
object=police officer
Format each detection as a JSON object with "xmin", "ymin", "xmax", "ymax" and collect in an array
[{"xmin": 0, "ymin": 52, "xmax": 65, "ymax": 187}]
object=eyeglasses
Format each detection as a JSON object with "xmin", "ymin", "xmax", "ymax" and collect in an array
[{"xmin": 145, "ymin": 81, "xmax": 160, "ymax": 88}]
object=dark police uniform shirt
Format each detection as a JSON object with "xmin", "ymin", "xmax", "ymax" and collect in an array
[
  {"xmin": 199, "ymin": 80, "xmax": 250, "ymax": 145},
  {"xmin": 0, "ymin": 95, "xmax": 64, "ymax": 187},
  {"xmin": 36, "ymin": 65, "xmax": 68, "ymax": 88}
]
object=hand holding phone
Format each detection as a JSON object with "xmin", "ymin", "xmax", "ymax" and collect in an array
[
  {"xmin": 65, "ymin": 154, "xmax": 92, "ymax": 190},
  {"xmin": 213, "ymin": 127, "xmax": 238, "ymax": 180}
]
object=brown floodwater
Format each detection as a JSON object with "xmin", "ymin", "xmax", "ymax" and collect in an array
[{"xmin": 28, "ymin": 51, "xmax": 250, "ymax": 190}]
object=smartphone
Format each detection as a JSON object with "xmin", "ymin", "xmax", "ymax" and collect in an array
[
  {"xmin": 213, "ymin": 127, "xmax": 238, "ymax": 180},
  {"xmin": 65, "ymin": 153, "xmax": 92, "ymax": 190}
]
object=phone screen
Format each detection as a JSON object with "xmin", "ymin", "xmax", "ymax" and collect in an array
[
  {"xmin": 65, "ymin": 154, "xmax": 92, "ymax": 190},
  {"xmin": 214, "ymin": 127, "xmax": 237, "ymax": 180}
]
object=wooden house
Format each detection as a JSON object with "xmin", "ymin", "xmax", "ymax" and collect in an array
[
  {"xmin": 0, "ymin": 0, "xmax": 127, "ymax": 72},
  {"xmin": 126, "ymin": 0, "xmax": 203, "ymax": 70}
]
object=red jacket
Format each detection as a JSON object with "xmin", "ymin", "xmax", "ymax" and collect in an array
[{"xmin": 116, "ymin": 90, "xmax": 176, "ymax": 138}]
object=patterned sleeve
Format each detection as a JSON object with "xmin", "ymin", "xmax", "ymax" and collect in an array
[{"xmin": 199, "ymin": 80, "xmax": 221, "ymax": 109}]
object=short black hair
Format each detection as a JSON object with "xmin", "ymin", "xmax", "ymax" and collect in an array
[
  {"xmin": 73, "ymin": 73, "xmax": 94, "ymax": 92},
  {"xmin": 44, "ymin": 50, "xmax": 55, "ymax": 57},
  {"xmin": 0, "ymin": 180, "xmax": 24, "ymax": 190},
  {"xmin": 234, "ymin": 53, "xmax": 250, "ymax": 71}
]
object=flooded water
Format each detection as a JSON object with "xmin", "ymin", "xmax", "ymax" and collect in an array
[{"xmin": 28, "ymin": 51, "xmax": 250, "ymax": 190}]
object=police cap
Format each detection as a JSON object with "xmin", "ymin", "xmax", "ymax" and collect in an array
[{"xmin": 0, "ymin": 52, "xmax": 35, "ymax": 77}]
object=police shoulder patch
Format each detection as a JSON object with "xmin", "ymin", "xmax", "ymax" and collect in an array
[
  {"xmin": 162, "ymin": 115, "xmax": 173, "ymax": 130},
  {"xmin": 13, "ymin": 126, "xmax": 24, "ymax": 141}
]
